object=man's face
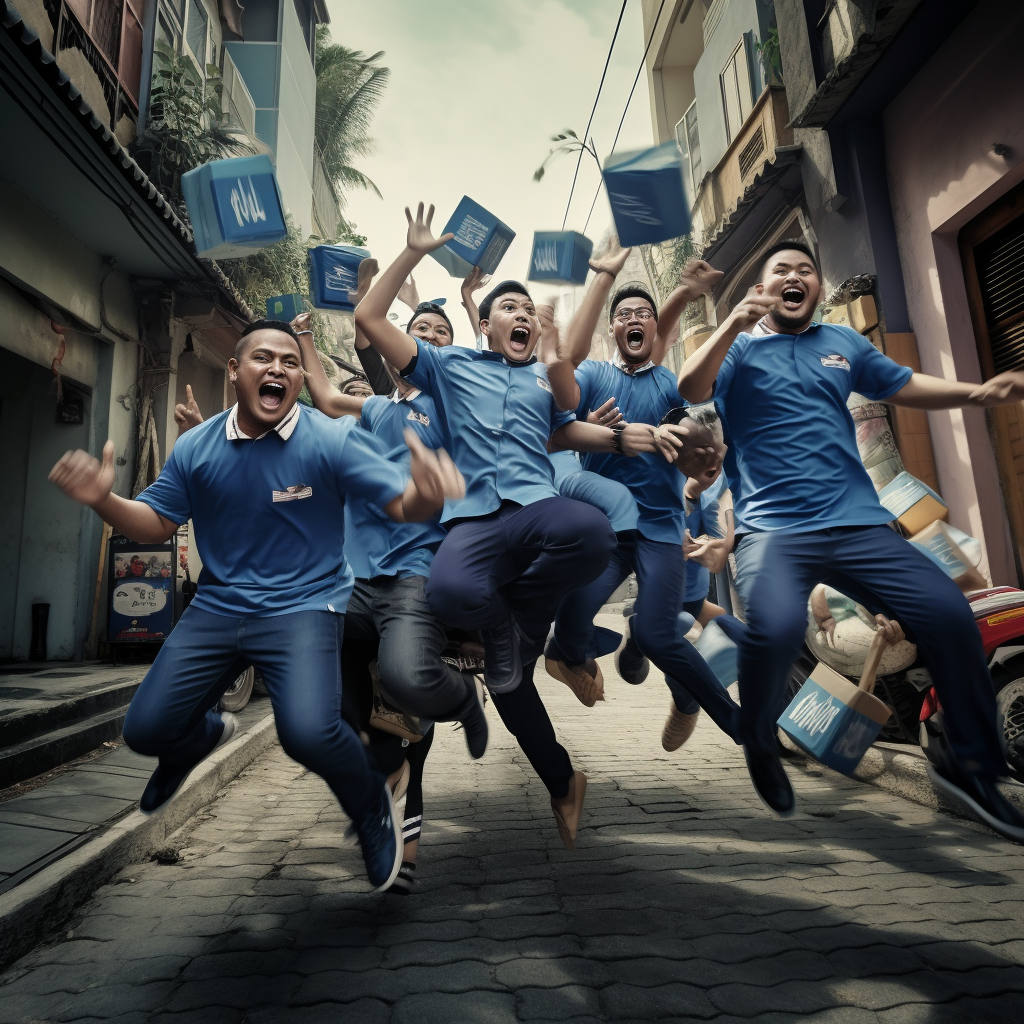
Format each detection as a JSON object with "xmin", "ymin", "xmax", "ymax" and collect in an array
[
  {"xmin": 673, "ymin": 417, "xmax": 727, "ymax": 480},
  {"xmin": 760, "ymin": 250, "xmax": 821, "ymax": 331},
  {"xmin": 130, "ymin": 560, "xmax": 145, "ymax": 577},
  {"xmin": 228, "ymin": 330, "xmax": 304, "ymax": 430},
  {"xmin": 481, "ymin": 292, "xmax": 540, "ymax": 363},
  {"xmin": 610, "ymin": 296, "xmax": 657, "ymax": 364},
  {"xmin": 409, "ymin": 312, "xmax": 452, "ymax": 348},
  {"xmin": 342, "ymin": 377, "xmax": 374, "ymax": 399}
]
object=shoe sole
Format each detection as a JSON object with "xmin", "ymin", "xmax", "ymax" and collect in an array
[
  {"xmin": 465, "ymin": 677, "xmax": 489, "ymax": 760},
  {"xmin": 742, "ymin": 747, "xmax": 796, "ymax": 819},
  {"xmin": 614, "ymin": 623, "xmax": 650, "ymax": 686},
  {"xmin": 371, "ymin": 784, "xmax": 405, "ymax": 893},
  {"xmin": 544, "ymin": 659, "xmax": 603, "ymax": 707},
  {"xmin": 139, "ymin": 712, "xmax": 238, "ymax": 817},
  {"xmin": 662, "ymin": 709, "xmax": 700, "ymax": 752},
  {"xmin": 926, "ymin": 765, "xmax": 1024, "ymax": 844}
]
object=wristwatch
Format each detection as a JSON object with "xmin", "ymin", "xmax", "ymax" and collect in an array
[{"xmin": 610, "ymin": 422, "xmax": 626, "ymax": 454}]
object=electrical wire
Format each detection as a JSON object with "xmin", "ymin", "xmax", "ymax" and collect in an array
[
  {"xmin": 583, "ymin": 0, "xmax": 668, "ymax": 235},
  {"xmin": 561, "ymin": 0, "xmax": 630, "ymax": 230}
]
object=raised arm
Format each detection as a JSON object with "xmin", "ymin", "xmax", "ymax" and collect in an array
[
  {"xmin": 461, "ymin": 266, "xmax": 490, "ymax": 338},
  {"xmin": 49, "ymin": 441, "xmax": 177, "ymax": 543},
  {"xmin": 890, "ymin": 370, "xmax": 1024, "ymax": 410},
  {"xmin": 655, "ymin": 259, "xmax": 724, "ymax": 368},
  {"xmin": 561, "ymin": 240, "xmax": 632, "ymax": 368},
  {"xmin": 292, "ymin": 314, "xmax": 367, "ymax": 419},
  {"xmin": 354, "ymin": 203, "xmax": 453, "ymax": 371},
  {"xmin": 678, "ymin": 286, "xmax": 776, "ymax": 402}
]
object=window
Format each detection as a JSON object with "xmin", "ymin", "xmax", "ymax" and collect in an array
[
  {"xmin": 720, "ymin": 38, "xmax": 753, "ymax": 144},
  {"xmin": 674, "ymin": 100, "xmax": 702, "ymax": 209},
  {"xmin": 185, "ymin": 0, "xmax": 208, "ymax": 68}
]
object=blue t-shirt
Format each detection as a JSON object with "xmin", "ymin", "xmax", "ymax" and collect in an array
[
  {"xmin": 404, "ymin": 341, "xmax": 575, "ymax": 522},
  {"xmin": 344, "ymin": 392, "xmax": 447, "ymax": 580},
  {"xmin": 684, "ymin": 491, "xmax": 724, "ymax": 603},
  {"xmin": 138, "ymin": 407, "xmax": 406, "ymax": 616},
  {"xmin": 574, "ymin": 359, "xmax": 687, "ymax": 544},
  {"xmin": 714, "ymin": 323, "xmax": 913, "ymax": 533}
]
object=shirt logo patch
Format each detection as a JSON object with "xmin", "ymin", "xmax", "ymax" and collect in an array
[
  {"xmin": 407, "ymin": 410, "xmax": 431, "ymax": 427},
  {"xmin": 536, "ymin": 376, "xmax": 552, "ymax": 393},
  {"xmin": 272, "ymin": 484, "xmax": 313, "ymax": 502},
  {"xmin": 820, "ymin": 354, "xmax": 851, "ymax": 371}
]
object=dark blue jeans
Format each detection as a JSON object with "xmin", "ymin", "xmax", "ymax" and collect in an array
[
  {"xmin": 122, "ymin": 606, "xmax": 378, "ymax": 822},
  {"xmin": 732, "ymin": 525, "xmax": 1005, "ymax": 779},
  {"xmin": 551, "ymin": 534, "xmax": 740, "ymax": 740}
]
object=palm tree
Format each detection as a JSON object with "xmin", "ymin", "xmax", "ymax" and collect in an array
[{"xmin": 315, "ymin": 27, "xmax": 390, "ymax": 210}]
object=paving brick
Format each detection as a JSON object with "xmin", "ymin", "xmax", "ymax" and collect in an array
[
  {"xmin": 599, "ymin": 982, "xmax": 718, "ymax": 1019},
  {"xmin": 392, "ymin": 990, "xmax": 518, "ymax": 1024}
]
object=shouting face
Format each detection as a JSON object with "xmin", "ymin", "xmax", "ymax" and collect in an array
[
  {"xmin": 228, "ymin": 329, "xmax": 304, "ymax": 436},
  {"xmin": 760, "ymin": 249, "xmax": 821, "ymax": 332},
  {"xmin": 610, "ymin": 296, "xmax": 657, "ymax": 365},
  {"xmin": 481, "ymin": 292, "xmax": 540, "ymax": 363}
]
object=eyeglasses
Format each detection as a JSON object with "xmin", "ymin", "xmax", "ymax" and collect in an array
[{"xmin": 612, "ymin": 308, "xmax": 655, "ymax": 322}]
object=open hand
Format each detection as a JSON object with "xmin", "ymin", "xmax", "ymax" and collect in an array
[
  {"xmin": 351, "ymin": 257, "xmax": 379, "ymax": 305},
  {"xmin": 589, "ymin": 236, "xmax": 630, "ymax": 278},
  {"xmin": 874, "ymin": 614, "xmax": 905, "ymax": 646},
  {"xmin": 173, "ymin": 384, "xmax": 204, "ymax": 432},
  {"xmin": 397, "ymin": 275, "xmax": 420, "ymax": 311},
  {"xmin": 405, "ymin": 202, "xmax": 454, "ymax": 256},
  {"xmin": 969, "ymin": 370, "xmax": 1024, "ymax": 406},
  {"xmin": 405, "ymin": 429, "xmax": 465, "ymax": 508},
  {"xmin": 677, "ymin": 259, "xmax": 724, "ymax": 299},
  {"xmin": 461, "ymin": 266, "xmax": 491, "ymax": 296},
  {"xmin": 652, "ymin": 420, "xmax": 721, "ymax": 470},
  {"xmin": 588, "ymin": 396, "xmax": 623, "ymax": 427},
  {"xmin": 538, "ymin": 303, "xmax": 560, "ymax": 347},
  {"xmin": 729, "ymin": 285, "xmax": 778, "ymax": 331},
  {"xmin": 49, "ymin": 440, "xmax": 115, "ymax": 507}
]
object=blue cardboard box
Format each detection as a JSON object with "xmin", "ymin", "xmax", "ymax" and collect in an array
[
  {"xmin": 777, "ymin": 661, "xmax": 890, "ymax": 776},
  {"xmin": 877, "ymin": 471, "xmax": 948, "ymax": 535},
  {"xmin": 266, "ymin": 293, "xmax": 306, "ymax": 322},
  {"xmin": 603, "ymin": 141, "xmax": 692, "ymax": 247},
  {"xmin": 430, "ymin": 197, "xmax": 515, "ymax": 278},
  {"xmin": 181, "ymin": 155, "xmax": 287, "ymax": 259},
  {"xmin": 309, "ymin": 245, "xmax": 371, "ymax": 310},
  {"xmin": 528, "ymin": 231, "xmax": 594, "ymax": 286}
]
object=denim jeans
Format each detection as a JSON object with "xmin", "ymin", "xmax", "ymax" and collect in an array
[
  {"xmin": 122, "ymin": 606, "xmax": 378, "ymax": 822},
  {"xmin": 732, "ymin": 525, "xmax": 1005, "ymax": 779}
]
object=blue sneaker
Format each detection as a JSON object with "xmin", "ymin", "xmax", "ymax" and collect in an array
[
  {"xmin": 615, "ymin": 616, "xmax": 649, "ymax": 685},
  {"xmin": 481, "ymin": 612, "xmax": 522, "ymax": 693},
  {"xmin": 356, "ymin": 783, "xmax": 404, "ymax": 891}
]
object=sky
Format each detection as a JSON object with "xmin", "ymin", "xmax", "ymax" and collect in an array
[{"xmin": 322, "ymin": 0, "xmax": 655, "ymax": 337}]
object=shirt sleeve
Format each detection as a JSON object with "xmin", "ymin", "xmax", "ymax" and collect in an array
[
  {"xmin": 335, "ymin": 420, "xmax": 408, "ymax": 510},
  {"xmin": 137, "ymin": 438, "xmax": 192, "ymax": 525},
  {"xmin": 549, "ymin": 399, "xmax": 576, "ymax": 435},
  {"xmin": 699, "ymin": 494, "xmax": 724, "ymax": 539},
  {"xmin": 360, "ymin": 395, "xmax": 385, "ymax": 433},
  {"xmin": 402, "ymin": 339, "xmax": 440, "ymax": 394},
  {"xmin": 355, "ymin": 345, "xmax": 394, "ymax": 397},
  {"xmin": 573, "ymin": 361, "xmax": 595, "ymax": 419},
  {"xmin": 850, "ymin": 334, "xmax": 914, "ymax": 400}
]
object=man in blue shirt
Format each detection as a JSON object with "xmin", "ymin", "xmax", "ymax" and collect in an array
[
  {"xmin": 48, "ymin": 320, "xmax": 465, "ymax": 890},
  {"xmin": 356, "ymin": 203, "xmax": 700, "ymax": 850},
  {"xmin": 544, "ymin": 255, "xmax": 742, "ymax": 746},
  {"xmin": 680, "ymin": 240, "xmax": 1024, "ymax": 841}
]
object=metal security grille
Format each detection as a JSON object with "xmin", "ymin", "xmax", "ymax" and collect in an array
[{"xmin": 975, "ymin": 212, "xmax": 1024, "ymax": 374}]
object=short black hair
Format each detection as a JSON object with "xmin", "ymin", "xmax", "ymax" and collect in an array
[
  {"xmin": 759, "ymin": 239, "xmax": 818, "ymax": 276},
  {"xmin": 610, "ymin": 286, "xmax": 658, "ymax": 321},
  {"xmin": 407, "ymin": 302, "xmax": 454, "ymax": 339},
  {"xmin": 479, "ymin": 280, "xmax": 532, "ymax": 322},
  {"xmin": 236, "ymin": 319, "xmax": 301, "ymax": 359}
]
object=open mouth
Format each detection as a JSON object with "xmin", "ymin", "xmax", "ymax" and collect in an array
[
  {"xmin": 508, "ymin": 326, "xmax": 530, "ymax": 353},
  {"xmin": 781, "ymin": 285, "xmax": 805, "ymax": 311},
  {"xmin": 259, "ymin": 381, "xmax": 286, "ymax": 411},
  {"xmin": 626, "ymin": 328, "xmax": 645, "ymax": 350}
]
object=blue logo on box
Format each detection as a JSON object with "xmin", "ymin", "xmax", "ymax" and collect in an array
[{"xmin": 211, "ymin": 174, "xmax": 286, "ymax": 242}]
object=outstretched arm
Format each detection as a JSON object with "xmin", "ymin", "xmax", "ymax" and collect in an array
[
  {"xmin": 655, "ymin": 259, "xmax": 723, "ymax": 367},
  {"xmin": 461, "ymin": 266, "xmax": 490, "ymax": 338},
  {"xmin": 293, "ymin": 313, "xmax": 367, "ymax": 419},
  {"xmin": 678, "ymin": 286, "xmax": 777, "ymax": 401},
  {"xmin": 49, "ymin": 441, "xmax": 177, "ymax": 542},
  {"xmin": 355, "ymin": 203, "xmax": 454, "ymax": 371},
  {"xmin": 560, "ymin": 239, "xmax": 632, "ymax": 368},
  {"xmin": 890, "ymin": 371, "xmax": 1024, "ymax": 409}
]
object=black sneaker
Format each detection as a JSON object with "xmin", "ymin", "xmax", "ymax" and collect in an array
[
  {"xmin": 356, "ymin": 784, "xmax": 403, "ymax": 891},
  {"xmin": 615, "ymin": 616, "xmax": 649, "ymax": 685},
  {"xmin": 481, "ymin": 612, "xmax": 522, "ymax": 693},
  {"xmin": 387, "ymin": 860, "xmax": 417, "ymax": 895},
  {"xmin": 743, "ymin": 746, "xmax": 795, "ymax": 817},
  {"xmin": 460, "ymin": 676, "xmax": 489, "ymax": 760},
  {"xmin": 139, "ymin": 712, "xmax": 237, "ymax": 815}
]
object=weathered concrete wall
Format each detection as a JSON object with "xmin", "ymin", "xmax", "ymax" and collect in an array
[{"xmin": 884, "ymin": 0, "xmax": 1024, "ymax": 584}]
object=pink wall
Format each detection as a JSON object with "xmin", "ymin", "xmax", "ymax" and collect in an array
[{"xmin": 884, "ymin": 0, "xmax": 1024, "ymax": 585}]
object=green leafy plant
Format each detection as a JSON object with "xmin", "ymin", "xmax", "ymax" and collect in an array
[
  {"xmin": 755, "ymin": 26, "xmax": 784, "ymax": 86},
  {"xmin": 534, "ymin": 128, "xmax": 600, "ymax": 183}
]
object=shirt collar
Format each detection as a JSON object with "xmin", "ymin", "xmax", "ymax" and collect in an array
[
  {"xmin": 752, "ymin": 316, "xmax": 818, "ymax": 337},
  {"xmin": 225, "ymin": 402, "xmax": 301, "ymax": 441},
  {"xmin": 612, "ymin": 349, "xmax": 656, "ymax": 375},
  {"xmin": 393, "ymin": 387, "xmax": 422, "ymax": 403}
]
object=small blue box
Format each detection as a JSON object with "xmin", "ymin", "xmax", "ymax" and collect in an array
[
  {"xmin": 430, "ymin": 196, "xmax": 515, "ymax": 278},
  {"xmin": 181, "ymin": 155, "xmax": 287, "ymax": 259},
  {"xmin": 528, "ymin": 231, "xmax": 594, "ymax": 286},
  {"xmin": 603, "ymin": 141, "xmax": 692, "ymax": 247},
  {"xmin": 266, "ymin": 293, "xmax": 305, "ymax": 322},
  {"xmin": 309, "ymin": 245, "xmax": 371, "ymax": 310}
]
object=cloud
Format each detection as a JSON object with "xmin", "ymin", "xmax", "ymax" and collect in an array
[{"xmin": 323, "ymin": 0, "xmax": 654, "ymax": 336}]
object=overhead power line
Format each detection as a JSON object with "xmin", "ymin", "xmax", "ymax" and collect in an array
[
  {"xmin": 583, "ymin": 0, "xmax": 668, "ymax": 236},
  {"xmin": 561, "ymin": 0, "xmax": 629, "ymax": 230}
]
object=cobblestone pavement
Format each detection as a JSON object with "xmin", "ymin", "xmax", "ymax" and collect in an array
[{"xmin": 3, "ymin": 630, "xmax": 1024, "ymax": 1023}]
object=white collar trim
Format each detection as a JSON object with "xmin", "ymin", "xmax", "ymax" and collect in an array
[
  {"xmin": 225, "ymin": 402, "xmax": 300, "ymax": 441},
  {"xmin": 612, "ymin": 349, "xmax": 656, "ymax": 375},
  {"xmin": 392, "ymin": 387, "xmax": 422, "ymax": 403}
]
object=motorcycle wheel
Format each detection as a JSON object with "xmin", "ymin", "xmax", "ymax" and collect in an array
[
  {"xmin": 996, "ymin": 675, "xmax": 1024, "ymax": 777},
  {"xmin": 220, "ymin": 666, "xmax": 254, "ymax": 712}
]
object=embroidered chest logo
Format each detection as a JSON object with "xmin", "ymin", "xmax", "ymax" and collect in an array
[
  {"xmin": 272, "ymin": 484, "xmax": 313, "ymax": 503},
  {"xmin": 407, "ymin": 410, "xmax": 431, "ymax": 427},
  {"xmin": 820, "ymin": 354, "xmax": 851, "ymax": 371},
  {"xmin": 536, "ymin": 376, "xmax": 552, "ymax": 393}
]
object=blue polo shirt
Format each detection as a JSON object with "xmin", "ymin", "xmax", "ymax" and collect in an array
[
  {"xmin": 574, "ymin": 359, "xmax": 687, "ymax": 544},
  {"xmin": 344, "ymin": 392, "xmax": 447, "ymax": 580},
  {"xmin": 403, "ymin": 340, "xmax": 575, "ymax": 522},
  {"xmin": 138, "ymin": 406, "xmax": 406, "ymax": 616},
  {"xmin": 684, "ymin": 491, "xmax": 724, "ymax": 603},
  {"xmin": 714, "ymin": 322, "xmax": 913, "ymax": 533}
]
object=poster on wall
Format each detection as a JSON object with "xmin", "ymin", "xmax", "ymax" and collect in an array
[{"xmin": 108, "ymin": 535, "xmax": 176, "ymax": 642}]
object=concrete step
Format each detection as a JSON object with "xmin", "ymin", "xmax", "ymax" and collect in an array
[{"xmin": 0, "ymin": 705, "xmax": 130, "ymax": 789}]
